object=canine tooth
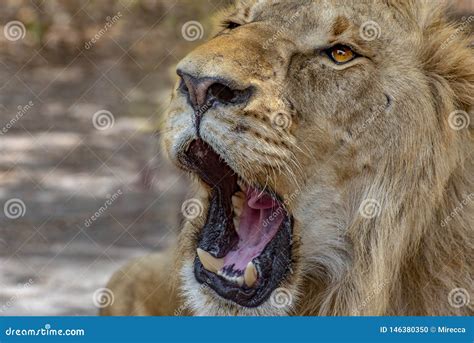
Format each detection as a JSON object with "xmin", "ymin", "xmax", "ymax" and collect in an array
[
  {"xmin": 244, "ymin": 261, "xmax": 258, "ymax": 287},
  {"xmin": 233, "ymin": 217, "xmax": 240, "ymax": 233},
  {"xmin": 197, "ymin": 248, "xmax": 224, "ymax": 274},
  {"xmin": 236, "ymin": 276, "xmax": 244, "ymax": 287},
  {"xmin": 232, "ymin": 196, "xmax": 244, "ymax": 217},
  {"xmin": 218, "ymin": 270, "xmax": 244, "ymax": 287},
  {"xmin": 238, "ymin": 180, "xmax": 248, "ymax": 192},
  {"xmin": 234, "ymin": 207, "xmax": 242, "ymax": 217}
]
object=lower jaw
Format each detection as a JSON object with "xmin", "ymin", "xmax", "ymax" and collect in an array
[{"xmin": 194, "ymin": 192, "xmax": 294, "ymax": 308}]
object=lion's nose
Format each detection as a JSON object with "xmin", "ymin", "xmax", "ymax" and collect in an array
[{"xmin": 177, "ymin": 70, "xmax": 253, "ymax": 133}]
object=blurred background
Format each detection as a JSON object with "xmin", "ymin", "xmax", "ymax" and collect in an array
[{"xmin": 0, "ymin": 0, "xmax": 472, "ymax": 316}]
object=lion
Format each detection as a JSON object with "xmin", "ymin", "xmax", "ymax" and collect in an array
[{"xmin": 101, "ymin": 0, "xmax": 473, "ymax": 316}]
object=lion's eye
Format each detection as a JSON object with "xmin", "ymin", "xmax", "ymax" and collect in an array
[
  {"xmin": 327, "ymin": 45, "xmax": 356, "ymax": 64},
  {"xmin": 222, "ymin": 21, "xmax": 241, "ymax": 30}
]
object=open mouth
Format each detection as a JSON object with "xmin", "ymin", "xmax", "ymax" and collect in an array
[{"xmin": 178, "ymin": 139, "xmax": 293, "ymax": 308}]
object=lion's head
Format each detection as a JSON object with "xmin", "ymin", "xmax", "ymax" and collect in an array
[{"xmin": 162, "ymin": 0, "xmax": 473, "ymax": 315}]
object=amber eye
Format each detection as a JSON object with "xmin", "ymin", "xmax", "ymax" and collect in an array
[{"xmin": 328, "ymin": 45, "xmax": 356, "ymax": 64}]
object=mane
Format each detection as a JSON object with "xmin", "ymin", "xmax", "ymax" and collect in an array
[{"xmin": 300, "ymin": 2, "xmax": 473, "ymax": 315}]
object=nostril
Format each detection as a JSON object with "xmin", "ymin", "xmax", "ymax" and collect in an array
[
  {"xmin": 179, "ymin": 78, "xmax": 189, "ymax": 94},
  {"xmin": 208, "ymin": 83, "xmax": 237, "ymax": 104}
]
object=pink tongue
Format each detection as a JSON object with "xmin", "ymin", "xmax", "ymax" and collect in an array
[{"xmin": 223, "ymin": 187, "xmax": 284, "ymax": 272}]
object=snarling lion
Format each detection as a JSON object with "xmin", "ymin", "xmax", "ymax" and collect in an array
[{"xmin": 102, "ymin": 0, "xmax": 473, "ymax": 316}]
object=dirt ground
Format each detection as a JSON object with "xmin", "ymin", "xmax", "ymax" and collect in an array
[{"xmin": 0, "ymin": 0, "xmax": 224, "ymax": 315}]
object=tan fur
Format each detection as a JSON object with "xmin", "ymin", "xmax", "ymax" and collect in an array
[{"xmin": 103, "ymin": 0, "xmax": 473, "ymax": 316}]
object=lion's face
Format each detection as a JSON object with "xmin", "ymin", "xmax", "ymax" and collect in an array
[{"xmin": 162, "ymin": 0, "xmax": 449, "ymax": 315}]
